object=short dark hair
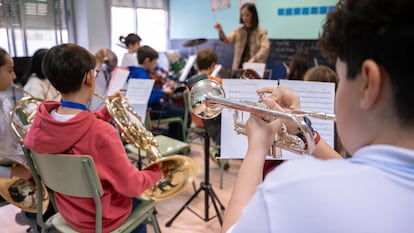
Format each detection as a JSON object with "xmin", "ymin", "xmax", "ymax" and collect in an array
[
  {"xmin": 319, "ymin": 0, "xmax": 414, "ymax": 125},
  {"xmin": 240, "ymin": 3, "xmax": 259, "ymax": 28},
  {"xmin": 287, "ymin": 51, "xmax": 314, "ymax": 80},
  {"xmin": 21, "ymin": 48, "xmax": 49, "ymax": 86},
  {"xmin": 196, "ymin": 48, "xmax": 218, "ymax": 71},
  {"xmin": 42, "ymin": 44, "xmax": 96, "ymax": 94},
  {"xmin": 137, "ymin": 45, "xmax": 158, "ymax": 64},
  {"xmin": 0, "ymin": 47, "xmax": 8, "ymax": 67},
  {"xmin": 119, "ymin": 33, "xmax": 142, "ymax": 48}
]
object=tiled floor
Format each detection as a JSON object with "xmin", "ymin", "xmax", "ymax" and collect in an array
[{"xmin": 0, "ymin": 142, "xmax": 239, "ymax": 233}]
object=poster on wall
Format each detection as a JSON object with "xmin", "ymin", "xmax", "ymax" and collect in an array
[
  {"xmin": 211, "ymin": 0, "xmax": 231, "ymax": 11},
  {"xmin": 240, "ymin": 0, "xmax": 255, "ymax": 6}
]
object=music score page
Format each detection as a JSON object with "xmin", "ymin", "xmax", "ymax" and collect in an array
[
  {"xmin": 220, "ymin": 79, "xmax": 335, "ymax": 159},
  {"xmin": 125, "ymin": 79, "xmax": 154, "ymax": 123}
]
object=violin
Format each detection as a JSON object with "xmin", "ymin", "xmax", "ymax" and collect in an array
[{"xmin": 149, "ymin": 70, "xmax": 167, "ymax": 89}]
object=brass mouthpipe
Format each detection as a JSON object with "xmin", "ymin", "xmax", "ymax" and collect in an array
[{"xmin": 11, "ymin": 84, "xmax": 43, "ymax": 101}]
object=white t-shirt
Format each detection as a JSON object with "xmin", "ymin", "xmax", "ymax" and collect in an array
[
  {"xmin": 0, "ymin": 91, "xmax": 25, "ymax": 178},
  {"xmin": 121, "ymin": 52, "xmax": 138, "ymax": 67},
  {"xmin": 24, "ymin": 74, "xmax": 61, "ymax": 101},
  {"xmin": 228, "ymin": 145, "xmax": 414, "ymax": 233}
]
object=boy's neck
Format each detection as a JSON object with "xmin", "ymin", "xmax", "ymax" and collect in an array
[{"xmin": 198, "ymin": 70, "xmax": 211, "ymax": 76}]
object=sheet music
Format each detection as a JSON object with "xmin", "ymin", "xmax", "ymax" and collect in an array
[
  {"xmin": 220, "ymin": 79, "xmax": 335, "ymax": 160},
  {"xmin": 243, "ymin": 62, "xmax": 266, "ymax": 78},
  {"xmin": 211, "ymin": 64, "xmax": 222, "ymax": 77},
  {"xmin": 178, "ymin": 55, "xmax": 197, "ymax": 82},
  {"xmin": 125, "ymin": 79, "xmax": 154, "ymax": 122},
  {"xmin": 105, "ymin": 67, "xmax": 130, "ymax": 96}
]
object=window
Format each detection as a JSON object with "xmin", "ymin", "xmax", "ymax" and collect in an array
[
  {"xmin": 0, "ymin": 0, "xmax": 70, "ymax": 57},
  {"xmin": 110, "ymin": 0, "xmax": 168, "ymax": 61}
]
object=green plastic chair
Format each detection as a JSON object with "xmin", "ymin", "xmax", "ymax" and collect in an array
[
  {"xmin": 23, "ymin": 147, "xmax": 161, "ymax": 233},
  {"xmin": 147, "ymin": 109, "xmax": 187, "ymax": 141}
]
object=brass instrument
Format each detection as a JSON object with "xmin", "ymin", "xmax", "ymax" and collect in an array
[
  {"xmin": 94, "ymin": 93, "xmax": 198, "ymax": 201},
  {"xmin": 9, "ymin": 84, "xmax": 43, "ymax": 142},
  {"xmin": 6, "ymin": 84, "xmax": 48, "ymax": 213},
  {"xmin": 189, "ymin": 79, "xmax": 335, "ymax": 155}
]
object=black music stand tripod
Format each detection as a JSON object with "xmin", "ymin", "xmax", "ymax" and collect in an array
[{"xmin": 166, "ymin": 131, "xmax": 225, "ymax": 226}]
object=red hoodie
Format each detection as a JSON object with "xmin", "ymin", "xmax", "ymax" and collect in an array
[{"xmin": 24, "ymin": 101, "xmax": 162, "ymax": 232}]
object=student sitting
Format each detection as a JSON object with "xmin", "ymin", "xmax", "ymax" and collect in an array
[
  {"xmin": 24, "ymin": 43, "xmax": 162, "ymax": 233},
  {"xmin": 128, "ymin": 45, "xmax": 187, "ymax": 141}
]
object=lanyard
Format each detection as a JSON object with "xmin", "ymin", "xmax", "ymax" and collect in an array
[{"xmin": 60, "ymin": 100, "xmax": 89, "ymax": 111}]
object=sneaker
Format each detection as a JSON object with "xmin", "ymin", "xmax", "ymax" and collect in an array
[{"xmin": 15, "ymin": 211, "xmax": 37, "ymax": 227}]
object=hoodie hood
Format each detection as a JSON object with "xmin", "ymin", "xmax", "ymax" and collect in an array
[{"xmin": 24, "ymin": 101, "xmax": 94, "ymax": 153}]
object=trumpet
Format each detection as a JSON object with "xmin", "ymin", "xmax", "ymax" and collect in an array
[
  {"xmin": 94, "ymin": 93, "xmax": 198, "ymax": 201},
  {"xmin": 189, "ymin": 79, "xmax": 335, "ymax": 155}
]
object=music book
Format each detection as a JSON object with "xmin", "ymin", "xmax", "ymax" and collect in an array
[
  {"xmin": 125, "ymin": 79, "xmax": 155, "ymax": 123},
  {"xmin": 178, "ymin": 55, "xmax": 197, "ymax": 82},
  {"xmin": 220, "ymin": 79, "xmax": 335, "ymax": 160},
  {"xmin": 243, "ymin": 62, "xmax": 266, "ymax": 78},
  {"xmin": 211, "ymin": 64, "xmax": 222, "ymax": 77},
  {"xmin": 105, "ymin": 67, "xmax": 130, "ymax": 96}
]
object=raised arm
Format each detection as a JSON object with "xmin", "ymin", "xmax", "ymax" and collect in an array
[{"xmin": 214, "ymin": 22, "xmax": 235, "ymax": 44}]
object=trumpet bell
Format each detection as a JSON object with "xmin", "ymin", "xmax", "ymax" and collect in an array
[{"xmin": 190, "ymin": 79, "xmax": 225, "ymax": 120}]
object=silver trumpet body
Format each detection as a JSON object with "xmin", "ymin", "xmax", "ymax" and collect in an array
[{"xmin": 189, "ymin": 79, "xmax": 335, "ymax": 156}]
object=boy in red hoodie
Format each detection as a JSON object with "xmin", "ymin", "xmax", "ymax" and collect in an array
[{"xmin": 24, "ymin": 43, "xmax": 162, "ymax": 233}]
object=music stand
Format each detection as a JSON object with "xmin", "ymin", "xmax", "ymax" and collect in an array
[{"xmin": 165, "ymin": 130, "xmax": 225, "ymax": 226}]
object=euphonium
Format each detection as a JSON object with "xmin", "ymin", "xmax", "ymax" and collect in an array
[
  {"xmin": 189, "ymin": 79, "xmax": 335, "ymax": 155},
  {"xmin": 9, "ymin": 84, "xmax": 43, "ymax": 143},
  {"xmin": 95, "ymin": 93, "xmax": 198, "ymax": 201},
  {"xmin": 6, "ymin": 84, "xmax": 49, "ymax": 213}
]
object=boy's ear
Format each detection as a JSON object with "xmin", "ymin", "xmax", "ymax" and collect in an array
[
  {"xmin": 84, "ymin": 70, "xmax": 94, "ymax": 87},
  {"xmin": 359, "ymin": 60, "xmax": 382, "ymax": 110},
  {"xmin": 143, "ymin": 57, "xmax": 150, "ymax": 64}
]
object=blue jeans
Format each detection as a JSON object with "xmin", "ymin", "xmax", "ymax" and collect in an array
[{"xmin": 130, "ymin": 198, "xmax": 147, "ymax": 233}]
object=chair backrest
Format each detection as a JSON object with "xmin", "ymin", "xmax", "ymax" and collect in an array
[
  {"xmin": 30, "ymin": 152, "xmax": 103, "ymax": 198},
  {"xmin": 29, "ymin": 150, "xmax": 104, "ymax": 232}
]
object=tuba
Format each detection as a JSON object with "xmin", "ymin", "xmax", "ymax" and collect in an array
[
  {"xmin": 6, "ymin": 84, "xmax": 49, "ymax": 213},
  {"xmin": 189, "ymin": 79, "xmax": 335, "ymax": 156},
  {"xmin": 96, "ymin": 93, "xmax": 198, "ymax": 201}
]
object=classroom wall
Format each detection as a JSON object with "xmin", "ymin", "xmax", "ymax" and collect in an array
[{"xmin": 170, "ymin": 0, "xmax": 338, "ymax": 40}]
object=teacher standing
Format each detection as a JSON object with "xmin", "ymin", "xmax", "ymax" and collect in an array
[{"xmin": 214, "ymin": 3, "xmax": 270, "ymax": 70}]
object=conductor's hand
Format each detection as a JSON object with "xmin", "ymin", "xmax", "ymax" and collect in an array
[{"xmin": 214, "ymin": 22, "xmax": 223, "ymax": 31}]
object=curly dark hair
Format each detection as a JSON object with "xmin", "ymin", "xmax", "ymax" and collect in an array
[
  {"xmin": 119, "ymin": 33, "xmax": 142, "ymax": 48},
  {"xmin": 42, "ymin": 44, "xmax": 96, "ymax": 94},
  {"xmin": 319, "ymin": 0, "xmax": 414, "ymax": 125}
]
